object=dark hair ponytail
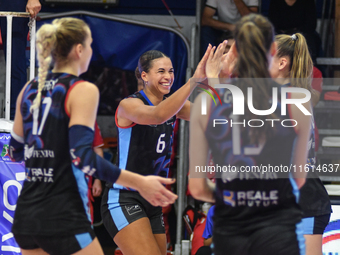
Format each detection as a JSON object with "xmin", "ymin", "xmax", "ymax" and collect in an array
[
  {"xmin": 137, "ymin": 50, "xmax": 169, "ymax": 86},
  {"xmin": 138, "ymin": 50, "xmax": 169, "ymax": 74}
]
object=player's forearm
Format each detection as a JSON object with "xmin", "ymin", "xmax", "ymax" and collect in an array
[
  {"xmin": 152, "ymin": 79, "xmax": 195, "ymax": 124},
  {"xmin": 204, "ymin": 237, "xmax": 213, "ymax": 246},
  {"xmin": 189, "ymin": 178, "xmax": 216, "ymax": 203},
  {"xmin": 93, "ymin": 146, "xmax": 104, "ymax": 158},
  {"xmin": 115, "ymin": 170, "xmax": 145, "ymax": 191},
  {"xmin": 202, "ymin": 17, "xmax": 235, "ymax": 32},
  {"xmin": 233, "ymin": 0, "xmax": 256, "ymax": 16}
]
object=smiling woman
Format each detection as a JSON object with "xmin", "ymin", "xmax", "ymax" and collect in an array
[
  {"xmin": 139, "ymin": 51, "xmax": 174, "ymax": 94},
  {"xmin": 101, "ymin": 47, "xmax": 217, "ymax": 255}
]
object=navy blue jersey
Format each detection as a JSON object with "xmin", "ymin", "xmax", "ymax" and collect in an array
[
  {"xmin": 205, "ymin": 81, "xmax": 302, "ymax": 234},
  {"xmin": 299, "ymin": 117, "xmax": 332, "ymax": 217},
  {"xmin": 110, "ymin": 90, "xmax": 176, "ymax": 190},
  {"xmin": 12, "ymin": 73, "xmax": 92, "ymax": 236},
  {"xmin": 281, "ymin": 83, "xmax": 331, "ymax": 218}
]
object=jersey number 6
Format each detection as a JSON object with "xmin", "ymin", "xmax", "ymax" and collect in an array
[{"xmin": 156, "ymin": 133, "xmax": 166, "ymax": 153}]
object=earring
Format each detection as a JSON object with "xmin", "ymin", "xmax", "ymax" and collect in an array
[{"xmin": 145, "ymin": 81, "xmax": 148, "ymax": 86}]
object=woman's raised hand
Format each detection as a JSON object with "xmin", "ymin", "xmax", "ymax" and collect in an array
[
  {"xmin": 206, "ymin": 40, "xmax": 228, "ymax": 78},
  {"xmin": 221, "ymin": 42, "xmax": 237, "ymax": 78},
  {"xmin": 192, "ymin": 44, "xmax": 213, "ymax": 81}
]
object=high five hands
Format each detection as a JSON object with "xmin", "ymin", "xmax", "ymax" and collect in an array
[{"xmin": 206, "ymin": 40, "xmax": 228, "ymax": 78}]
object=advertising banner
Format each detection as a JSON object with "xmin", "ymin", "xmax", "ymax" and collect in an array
[{"xmin": 0, "ymin": 132, "xmax": 25, "ymax": 255}]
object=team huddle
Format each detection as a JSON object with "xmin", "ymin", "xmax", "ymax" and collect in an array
[{"xmin": 8, "ymin": 13, "xmax": 330, "ymax": 255}]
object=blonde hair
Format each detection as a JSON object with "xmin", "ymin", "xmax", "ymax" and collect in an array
[
  {"xmin": 233, "ymin": 14, "xmax": 275, "ymax": 143},
  {"xmin": 30, "ymin": 17, "xmax": 89, "ymax": 112},
  {"xmin": 275, "ymin": 33, "xmax": 313, "ymax": 90},
  {"xmin": 234, "ymin": 14, "xmax": 274, "ymax": 79}
]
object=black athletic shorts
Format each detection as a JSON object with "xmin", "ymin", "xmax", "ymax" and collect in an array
[
  {"xmin": 213, "ymin": 224, "xmax": 304, "ymax": 255},
  {"xmin": 14, "ymin": 229, "xmax": 96, "ymax": 255},
  {"xmin": 301, "ymin": 214, "xmax": 331, "ymax": 235},
  {"xmin": 101, "ymin": 188, "xmax": 165, "ymax": 238}
]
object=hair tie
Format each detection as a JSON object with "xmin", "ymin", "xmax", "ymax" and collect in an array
[
  {"xmin": 291, "ymin": 34, "xmax": 297, "ymax": 41},
  {"xmin": 290, "ymin": 34, "xmax": 298, "ymax": 68}
]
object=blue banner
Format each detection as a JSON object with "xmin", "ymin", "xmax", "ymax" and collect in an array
[
  {"xmin": 0, "ymin": 133, "xmax": 25, "ymax": 255},
  {"xmin": 37, "ymin": 14, "xmax": 188, "ymax": 92}
]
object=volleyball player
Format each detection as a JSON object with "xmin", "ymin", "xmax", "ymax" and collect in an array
[
  {"xmin": 9, "ymin": 17, "xmax": 177, "ymax": 255},
  {"xmin": 101, "ymin": 46, "xmax": 215, "ymax": 255},
  {"xmin": 270, "ymin": 33, "xmax": 332, "ymax": 255},
  {"xmin": 189, "ymin": 14, "xmax": 311, "ymax": 255}
]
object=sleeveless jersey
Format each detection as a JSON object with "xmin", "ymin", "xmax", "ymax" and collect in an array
[
  {"xmin": 110, "ymin": 90, "xmax": 176, "ymax": 190},
  {"xmin": 12, "ymin": 73, "xmax": 92, "ymax": 236},
  {"xmin": 205, "ymin": 81, "xmax": 302, "ymax": 234},
  {"xmin": 299, "ymin": 115, "xmax": 332, "ymax": 217},
  {"xmin": 281, "ymin": 83, "xmax": 331, "ymax": 218}
]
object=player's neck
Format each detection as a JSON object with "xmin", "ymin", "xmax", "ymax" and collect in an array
[
  {"xmin": 53, "ymin": 62, "xmax": 80, "ymax": 77},
  {"xmin": 142, "ymin": 87, "xmax": 163, "ymax": 105},
  {"xmin": 285, "ymin": 0, "xmax": 297, "ymax": 6},
  {"xmin": 273, "ymin": 76, "xmax": 290, "ymax": 85}
]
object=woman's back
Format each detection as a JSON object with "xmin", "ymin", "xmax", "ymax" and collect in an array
[
  {"xmin": 205, "ymin": 83, "xmax": 301, "ymax": 233},
  {"xmin": 13, "ymin": 73, "xmax": 92, "ymax": 236}
]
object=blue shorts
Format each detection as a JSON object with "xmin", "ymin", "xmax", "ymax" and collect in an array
[
  {"xmin": 101, "ymin": 188, "xmax": 165, "ymax": 238},
  {"xmin": 14, "ymin": 229, "xmax": 95, "ymax": 255},
  {"xmin": 301, "ymin": 214, "xmax": 330, "ymax": 235}
]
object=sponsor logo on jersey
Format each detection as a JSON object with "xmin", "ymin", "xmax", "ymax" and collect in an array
[
  {"xmin": 224, "ymin": 189, "xmax": 279, "ymax": 207},
  {"xmin": 42, "ymin": 78, "xmax": 58, "ymax": 91},
  {"xmin": 237, "ymin": 190, "xmax": 278, "ymax": 207},
  {"xmin": 307, "ymin": 157, "xmax": 316, "ymax": 166},
  {"xmin": 223, "ymin": 190, "xmax": 236, "ymax": 207},
  {"xmin": 221, "ymin": 170, "xmax": 278, "ymax": 183},
  {"xmin": 125, "ymin": 205, "xmax": 142, "ymax": 216},
  {"xmin": 24, "ymin": 145, "xmax": 55, "ymax": 160},
  {"xmin": 26, "ymin": 167, "xmax": 54, "ymax": 182},
  {"xmin": 148, "ymin": 118, "xmax": 175, "ymax": 127},
  {"xmin": 166, "ymin": 118, "xmax": 175, "ymax": 126}
]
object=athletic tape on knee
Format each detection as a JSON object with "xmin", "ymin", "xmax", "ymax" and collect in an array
[
  {"xmin": 69, "ymin": 125, "xmax": 121, "ymax": 183},
  {"xmin": 9, "ymin": 130, "xmax": 24, "ymax": 162}
]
